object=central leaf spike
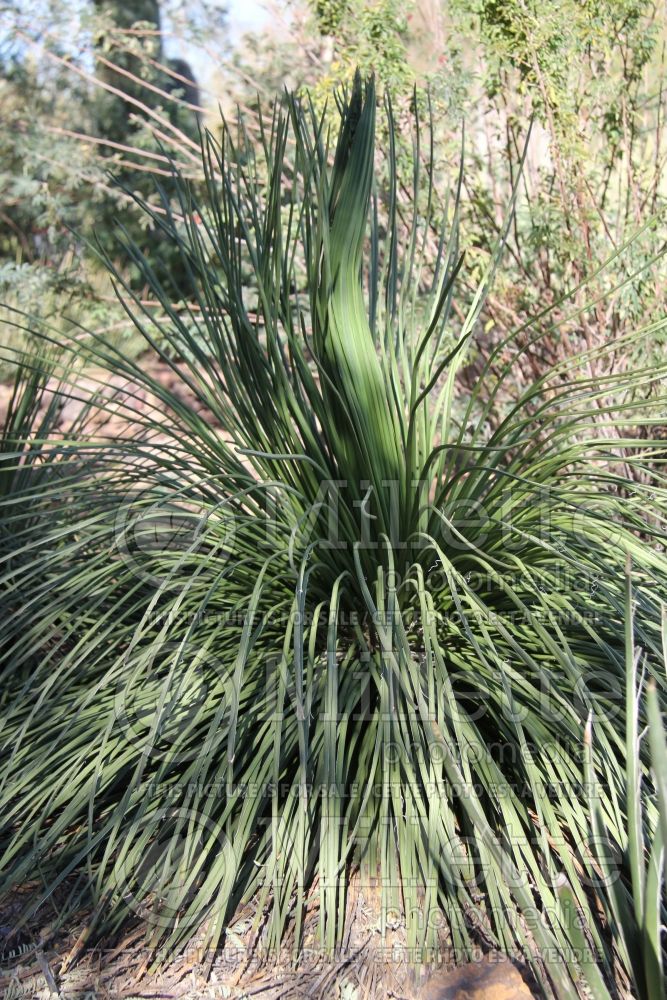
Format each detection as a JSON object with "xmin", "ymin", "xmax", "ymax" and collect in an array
[{"xmin": 314, "ymin": 73, "xmax": 404, "ymax": 537}]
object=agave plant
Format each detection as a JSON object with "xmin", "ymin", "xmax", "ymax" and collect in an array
[{"xmin": 1, "ymin": 75, "xmax": 666, "ymax": 996}]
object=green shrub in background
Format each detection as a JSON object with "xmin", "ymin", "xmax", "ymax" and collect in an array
[
  {"xmin": 303, "ymin": 0, "xmax": 667, "ymax": 403},
  {"xmin": 0, "ymin": 75, "xmax": 665, "ymax": 996},
  {"xmin": 0, "ymin": 0, "xmax": 217, "ymax": 356}
]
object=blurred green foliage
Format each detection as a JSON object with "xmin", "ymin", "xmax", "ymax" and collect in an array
[{"xmin": 0, "ymin": 0, "xmax": 219, "ymax": 370}]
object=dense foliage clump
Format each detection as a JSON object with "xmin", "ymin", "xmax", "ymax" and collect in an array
[{"xmin": 0, "ymin": 73, "xmax": 666, "ymax": 997}]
